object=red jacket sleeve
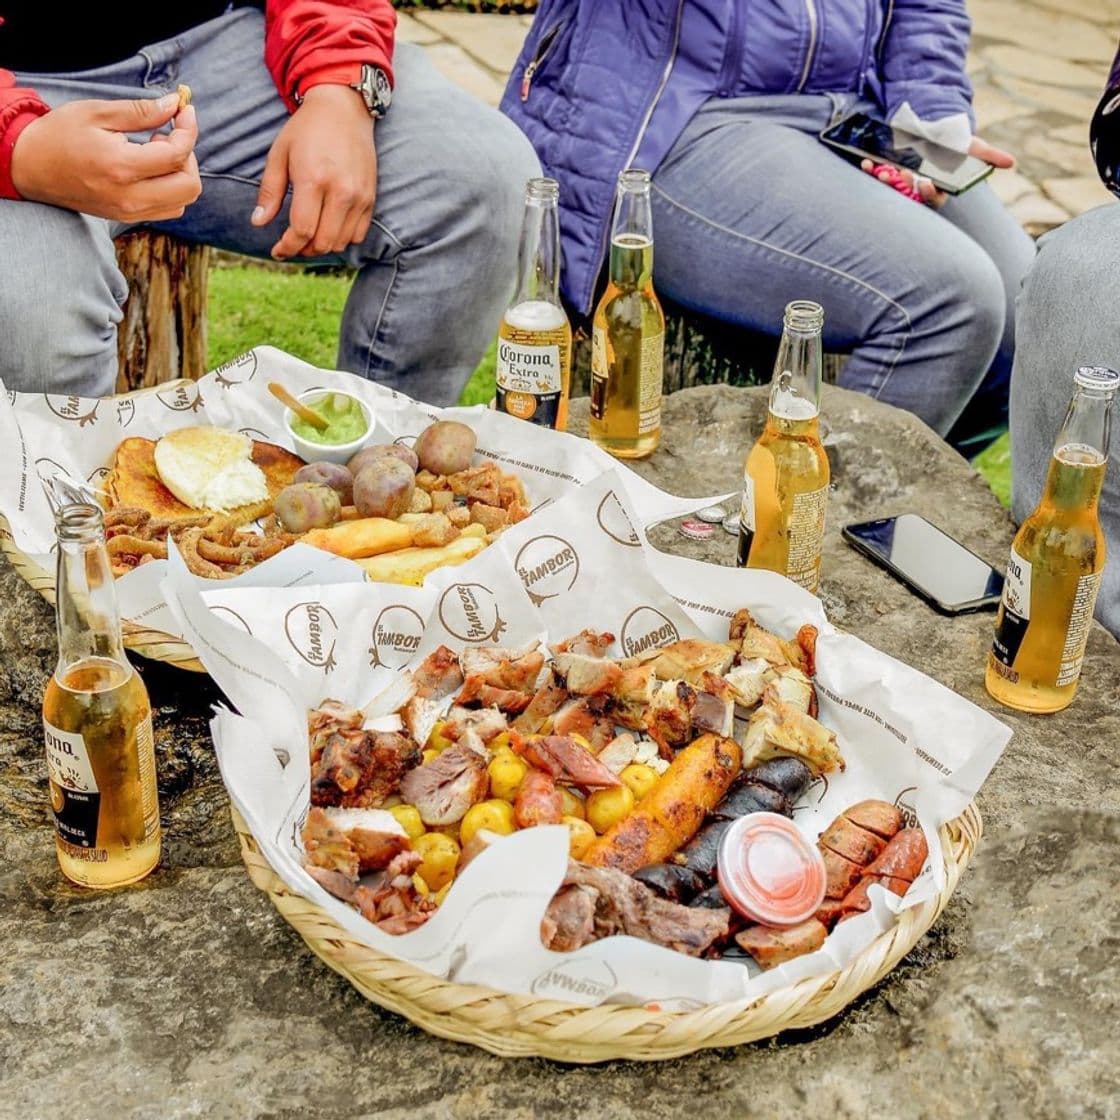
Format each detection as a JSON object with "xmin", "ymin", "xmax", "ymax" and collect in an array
[
  {"xmin": 0, "ymin": 70, "xmax": 50, "ymax": 200},
  {"xmin": 265, "ymin": 0, "xmax": 397, "ymax": 112}
]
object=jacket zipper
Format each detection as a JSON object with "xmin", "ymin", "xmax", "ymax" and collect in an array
[
  {"xmin": 795, "ymin": 0, "xmax": 820, "ymax": 92},
  {"xmin": 857, "ymin": 0, "xmax": 875, "ymax": 94},
  {"xmin": 876, "ymin": 0, "xmax": 895, "ymax": 59},
  {"xmin": 520, "ymin": 18, "xmax": 568, "ymax": 101},
  {"xmin": 717, "ymin": 0, "xmax": 744, "ymax": 97},
  {"xmin": 583, "ymin": 0, "xmax": 685, "ymax": 313}
]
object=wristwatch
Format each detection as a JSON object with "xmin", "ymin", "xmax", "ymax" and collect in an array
[{"xmin": 351, "ymin": 64, "xmax": 392, "ymax": 119}]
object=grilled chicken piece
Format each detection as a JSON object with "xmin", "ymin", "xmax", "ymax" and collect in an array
[
  {"xmin": 411, "ymin": 645, "xmax": 463, "ymax": 699},
  {"xmin": 320, "ymin": 808, "xmax": 410, "ymax": 872},
  {"xmin": 302, "ymin": 806, "xmax": 359, "ymax": 879},
  {"xmin": 550, "ymin": 653, "xmax": 623, "ymax": 696},
  {"xmin": 353, "ymin": 851, "xmax": 434, "ymax": 934},
  {"xmin": 512, "ymin": 677, "xmax": 569, "ymax": 734},
  {"xmin": 637, "ymin": 639, "xmax": 736, "ymax": 685},
  {"xmin": 306, "ymin": 865, "xmax": 359, "ymax": 903},
  {"xmin": 399, "ymin": 743, "xmax": 489, "ymax": 826},
  {"xmin": 735, "ymin": 918, "xmax": 827, "ymax": 968},
  {"xmin": 551, "ymin": 694, "xmax": 616, "ymax": 751},
  {"xmin": 730, "ymin": 609, "xmax": 817, "ymax": 677},
  {"xmin": 722, "ymin": 658, "xmax": 774, "ymax": 711},
  {"xmin": 541, "ymin": 861, "xmax": 730, "ymax": 957},
  {"xmin": 740, "ymin": 694, "xmax": 844, "ymax": 775},
  {"xmin": 644, "ymin": 679, "xmax": 697, "ymax": 757},
  {"xmin": 549, "ymin": 629, "xmax": 615, "ymax": 658},
  {"xmin": 442, "ymin": 705, "xmax": 509, "ymax": 746},
  {"xmin": 460, "ymin": 643, "xmax": 544, "ymax": 693},
  {"xmin": 511, "ymin": 732, "xmax": 623, "ymax": 791},
  {"xmin": 310, "ymin": 729, "xmax": 421, "ymax": 809},
  {"xmin": 767, "ymin": 668, "xmax": 815, "ymax": 716},
  {"xmin": 401, "ymin": 695, "xmax": 443, "ymax": 749},
  {"xmin": 454, "ymin": 677, "xmax": 534, "ymax": 713},
  {"xmin": 308, "ymin": 700, "xmax": 364, "ymax": 763},
  {"xmin": 597, "ymin": 732, "xmax": 639, "ymax": 774},
  {"xmin": 611, "ymin": 662, "xmax": 656, "ymax": 726}
]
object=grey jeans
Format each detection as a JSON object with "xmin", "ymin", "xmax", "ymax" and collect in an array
[
  {"xmin": 650, "ymin": 95, "xmax": 1038, "ymax": 448},
  {"xmin": 1010, "ymin": 203, "xmax": 1120, "ymax": 639},
  {"xmin": 1, "ymin": 9, "xmax": 540, "ymax": 406}
]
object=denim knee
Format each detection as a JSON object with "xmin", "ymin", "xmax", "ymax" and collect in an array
[{"xmin": 0, "ymin": 204, "xmax": 124, "ymax": 396}]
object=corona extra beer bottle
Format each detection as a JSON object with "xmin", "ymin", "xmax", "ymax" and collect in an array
[
  {"xmin": 986, "ymin": 365, "xmax": 1118, "ymax": 713},
  {"xmin": 496, "ymin": 177, "xmax": 572, "ymax": 430},
  {"xmin": 589, "ymin": 168, "xmax": 665, "ymax": 459},
  {"xmin": 42, "ymin": 502, "xmax": 161, "ymax": 887},
  {"xmin": 737, "ymin": 301, "xmax": 830, "ymax": 592}
]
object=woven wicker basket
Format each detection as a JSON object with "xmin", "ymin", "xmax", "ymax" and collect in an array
[{"xmin": 231, "ymin": 801, "xmax": 982, "ymax": 1061}]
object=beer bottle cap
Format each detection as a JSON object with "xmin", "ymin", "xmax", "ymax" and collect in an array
[
  {"xmin": 717, "ymin": 812, "xmax": 826, "ymax": 927},
  {"xmin": 679, "ymin": 518, "xmax": 715, "ymax": 541},
  {"xmin": 722, "ymin": 513, "xmax": 740, "ymax": 535},
  {"xmin": 695, "ymin": 506, "xmax": 727, "ymax": 524}
]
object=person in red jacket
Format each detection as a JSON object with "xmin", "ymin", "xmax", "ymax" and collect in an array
[{"xmin": 0, "ymin": 2, "xmax": 540, "ymax": 405}]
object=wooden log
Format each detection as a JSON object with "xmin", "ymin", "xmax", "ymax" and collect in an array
[
  {"xmin": 569, "ymin": 297, "xmax": 846, "ymax": 397},
  {"xmin": 114, "ymin": 231, "xmax": 209, "ymax": 393}
]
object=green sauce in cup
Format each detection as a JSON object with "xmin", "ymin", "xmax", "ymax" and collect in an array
[{"xmin": 290, "ymin": 393, "xmax": 368, "ymax": 445}]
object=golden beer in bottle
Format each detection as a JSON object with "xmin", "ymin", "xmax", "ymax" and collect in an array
[
  {"xmin": 497, "ymin": 177, "xmax": 573, "ymax": 430},
  {"xmin": 42, "ymin": 503, "xmax": 160, "ymax": 887},
  {"xmin": 986, "ymin": 366, "xmax": 1118, "ymax": 713},
  {"xmin": 737, "ymin": 301, "xmax": 830, "ymax": 593},
  {"xmin": 589, "ymin": 168, "xmax": 665, "ymax": 459}
]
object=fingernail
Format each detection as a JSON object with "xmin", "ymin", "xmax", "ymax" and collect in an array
[
  {"xmin": 158, "ymin": 92, "xmax": 179, "ymax": 110},
  {"xmin": 252, "ymin": 206, "xmax": 266, "ymax": 225}
]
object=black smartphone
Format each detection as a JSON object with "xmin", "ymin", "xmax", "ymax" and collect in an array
[
  {"xmin": 842, "ymin": 514, "xmax": 1004, "ymax": 615},
  {"xmin": 820, "ymin": 112, "xmax": 994, "ymax": 195}
]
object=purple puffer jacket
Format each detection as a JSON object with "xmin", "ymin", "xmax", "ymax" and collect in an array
[{"xmin": 501, "ymin": 0, "xmax": 974, "ymax": 314}]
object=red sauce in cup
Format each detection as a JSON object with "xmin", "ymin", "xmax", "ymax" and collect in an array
[{"xmin": 717, "ymin": 812, "xmax": 826, "ymax": 927}]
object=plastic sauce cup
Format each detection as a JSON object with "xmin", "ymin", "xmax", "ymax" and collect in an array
[{"xmin": 717, "ymin": 812, "xmax": 826, "ymax": 927}]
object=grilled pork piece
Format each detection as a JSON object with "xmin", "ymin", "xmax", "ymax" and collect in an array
[
  {"xmin": 637, "ymin": 639, "xmax": 736, "ymax": 685},
  {"xmin": 722, "ymin": 658, "xmax": 774, "ymax": 710},
  {"xmin": 512, "ymin": 677, "xmax": 569, "ymax": 734},
  {"xmin": 550, "ymin": 653, "xmax": 623, "ymax": 696},
  {"xmin": 541, "ymin": 861, "xmax": 730, "ymax": 957},
  {"xmin": 611, "ymin": 663, "xmax": 656, "ymax": 729},
  {"xmin": 551, "ymin": 694, "xmax": 616, "ymax": 751},
  {"xmin": 308, "ymin": 700, "xmax": 364, "ymax": 763},
  {"xmin": 401, "ymin": 695, "xmax": 443, "ymax": 749},
  {"xmin": 399, "ymin": 743, "xmax": 489, "ymax": 826},
  {"xmin": 735, "ymin": 918, "xmax": 827, "ymax": 968},
  {"xmin": 310, "ymin": 729, "xmax": 420, "ymax": 809},
  {"xmin": 454, "ymin": 678, "xmax": 534, "ymax": 713},
  {"xmin": 644, "ymin": 679, "xmax": 697, "ymax": 756},
  {"xmin": 442, "ymin": 705, "xmax": 508, "ymax": 748},
  {"xmin": 550, "ymin": 629, "xmax": 615, "ymax": 658},
  {"xmin": 511, "ymin": 732, "xmax": 623, "ymax": 791},
  {"xmin": 691, "ymin": 673, "xmax": 735, "ymax": 737},
  {"xmin": 597, "ymin": 732, "xmax": 639, "ymax": 774},
  {"xmin": 411, "ymin": 645, "xmax": 463, "ymax": 699},
  {"xmin": 320, "ymin": 808, "xmax": 410, "ymax": 872},
  {"xmin": 460, "ymin": 643, "xmax": 544, "ymax": 693},
  {"xmin": 353, "ymin": 850, "xmax": 433, "ymax": 934},
  {"xmin": 302, "ymin": 806, "xmax": 359, "ymax": 879},
  {"xmin": 729, "ymin": 609, "xmax": 817, "ymax": 677}
]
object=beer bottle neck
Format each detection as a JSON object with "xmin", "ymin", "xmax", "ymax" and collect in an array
[
  {"xmin": 54, "ymin": 504, "xmax": 128, "ymax": 675},
  {"xmin": 510, "ymin": 178, "xmax": 563, "ymax": 310},
  {"xmin": 1042, "ymin": 366, "xmax": 1117, "ymax": 513},
  {"xmin": 609, "ymin": 168, "xmax": 655, "ymax": 291},
  {"xmin": 768, "ymin": 301, "xmax": 824, "ymax": 420}
]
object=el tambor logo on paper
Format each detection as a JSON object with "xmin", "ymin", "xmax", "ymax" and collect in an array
[
  {"xmin": 531, "ymin": 959, "xmax": 617, "ymax": 1002},
  {"xmin": 156, "ymin": 381, "xmax": 203, "ymax": 413},
  {"xmin": 514, "ymin": 535, "xmax": 580, "ymax": 606},
  {"xmin": 43, "ymin": 395, "xmax": 100, "ymax": 427},
  {"xmin": 437, "ymin": 583, "xmax": 505, "ymax": 643},
  {"xmin": 284, "ymin": 601, "xmax": 338, "ymax": 671},
  {"xmin": 596, "ymin": 490, "xmax": 640, "ymax": 547},
  {"xmin": 369, "ymin": 604, "xmax": 425, "ymax": 670},
  {"xmin": 210, "ymin": 605, "xmax": 253, "ymax": 635},
  {"xmin": 116, "ymin": 399, "xmax": 135, "ymax": 428},
  {"xmin": 894, "ymin": 787, "xmax": 919, "ymax": 829},
  {"xmin": 620, "ymin": 606, "xmax": 680, "ymax": 658},
  {"xmin": 212, "ymin": 351, "xmax": 258, "ymax": 388}
]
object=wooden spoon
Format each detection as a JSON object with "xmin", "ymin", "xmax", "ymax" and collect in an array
[{"xmin": 268, "ymin": 382, "xmax": 329, "ymax": 432}]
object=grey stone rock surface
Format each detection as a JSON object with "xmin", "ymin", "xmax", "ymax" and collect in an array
[{"xmin": 2, "ymin": 384, "xmax": 1118, "ymax": 1119}]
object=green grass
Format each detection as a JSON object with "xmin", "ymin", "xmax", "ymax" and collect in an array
[{"xmin": 208, "ymin": 264, "xmax": 1011, "ymax": 504}]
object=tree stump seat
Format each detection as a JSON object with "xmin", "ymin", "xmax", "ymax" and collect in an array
[{"xmin": 114, "ymin": 230, "xmax": 209, "ymax": 394}]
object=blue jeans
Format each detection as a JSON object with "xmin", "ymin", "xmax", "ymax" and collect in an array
[
  {"xmin": 0, "ymin": 9, "xmax": 540, "ymax": 406},
  {"xmin": 650, "ymin": 95, "xmax": 1037, "ymax": 446},
  {"xmin": 1010, "ymin": 203, "xmax": 1120, "ymax": 640}
]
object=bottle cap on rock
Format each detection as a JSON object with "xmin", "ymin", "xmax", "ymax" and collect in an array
[{"xmin": 717, "ymin": 812, "xmax": 826, "ymax": 927}]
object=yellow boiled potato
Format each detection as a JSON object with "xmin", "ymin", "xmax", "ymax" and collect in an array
[
  {"xmin": 564, "ymin": 816, "xmax": 596, "ymax": 860},
  {"xmin": 488, "ymin": 753, "xmax": 528, "ymax": 802},
  {"xmin": 559, "ymin": 787, "xmax": 585, "ymax": 820},
  {"xmin": 460, "ymin": 799, "xmax": 516, "ymax": 845},
  {"xmin": 619, "ymin": 763, "xmax": 658, "ymax": 802},
  {"xmin": 412, "ymin": 872, "xmax": 430, "ymax": 898},
  {"xmin": 488, "ymin": 731, "xmax": 512, "ymax": 755},
  {"xmin": 586, "ymin": 785, "xmax": 635, "ymax": 835},
  {"xmin": 425, "ymin": 720, "xmax": 454, "ymax": 752},
  {"xmin": 433, "ymin": 882, "xmax": 452, "ymax": 906},
  {"xmin": 413, "ymin": 832, "xmax": 460, "ymax": 891},
  {"xmin": 421, "ymin": 748, "xmax": 441, "ymax": 766},
  {"xmin": 388, "ymin": 803, "xmax": 425, "ymax": 841}
]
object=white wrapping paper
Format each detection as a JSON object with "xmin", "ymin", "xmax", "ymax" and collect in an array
[
  {"xmin": 162, "ymin": 470, "xmax": 1012, "ymax": 1010},
  {"xmin": 0, "ymin": 346, "xmax": 723, "ymax": 642}
]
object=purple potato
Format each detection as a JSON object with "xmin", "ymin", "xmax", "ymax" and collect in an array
[
  {"xmin": 414, "ymin": 420, "xmax": 476, "ymax": 476},
  {"xmin": 353, "ymin": 458, "xmax": 415, "ymax": 519},
  {"xmin": 274, "ymin": 482, "xmax": 342, "ymax": 533},
  {"xmin": 294, "ymin": 462, "xmax": 354, "ymax": 505},
  {"xmin": 347, "ymin": 444, "xmax": 419, "ymax": 478}
]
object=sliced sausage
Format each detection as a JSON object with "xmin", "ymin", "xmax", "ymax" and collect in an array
[
  {"xmin": 822, "ymin": 845, "xmax": 865, "ymax": 899},
  {"xmin": 513, "ymin": 769, "xmax": 564, "ymax": 829},
  {"xmin": 865, "ymin": 828, "xmax": 929, "ymax": 883},
  {"xmin": 735, "ymin": 917, "xmax": 827, "ymax": 968},
  {"xmin": 842, "ymin": 799, "xmax": 903, "ymax": 840},
  {"xmin": 818, "ymin": 816, "xmax": 887, "ymax": 866}
]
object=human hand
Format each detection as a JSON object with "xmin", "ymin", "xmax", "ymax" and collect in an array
[
  {"xmin": 10, "ymin": 94, "xmax": 201, "ymax": 221},
  {"xmin": 252, "ymin": 84, "xmax": 376, "ymax": 259},
  {"xmin": 861, "ymin": 136, "xmax": 1016, "ymax": 209}
]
